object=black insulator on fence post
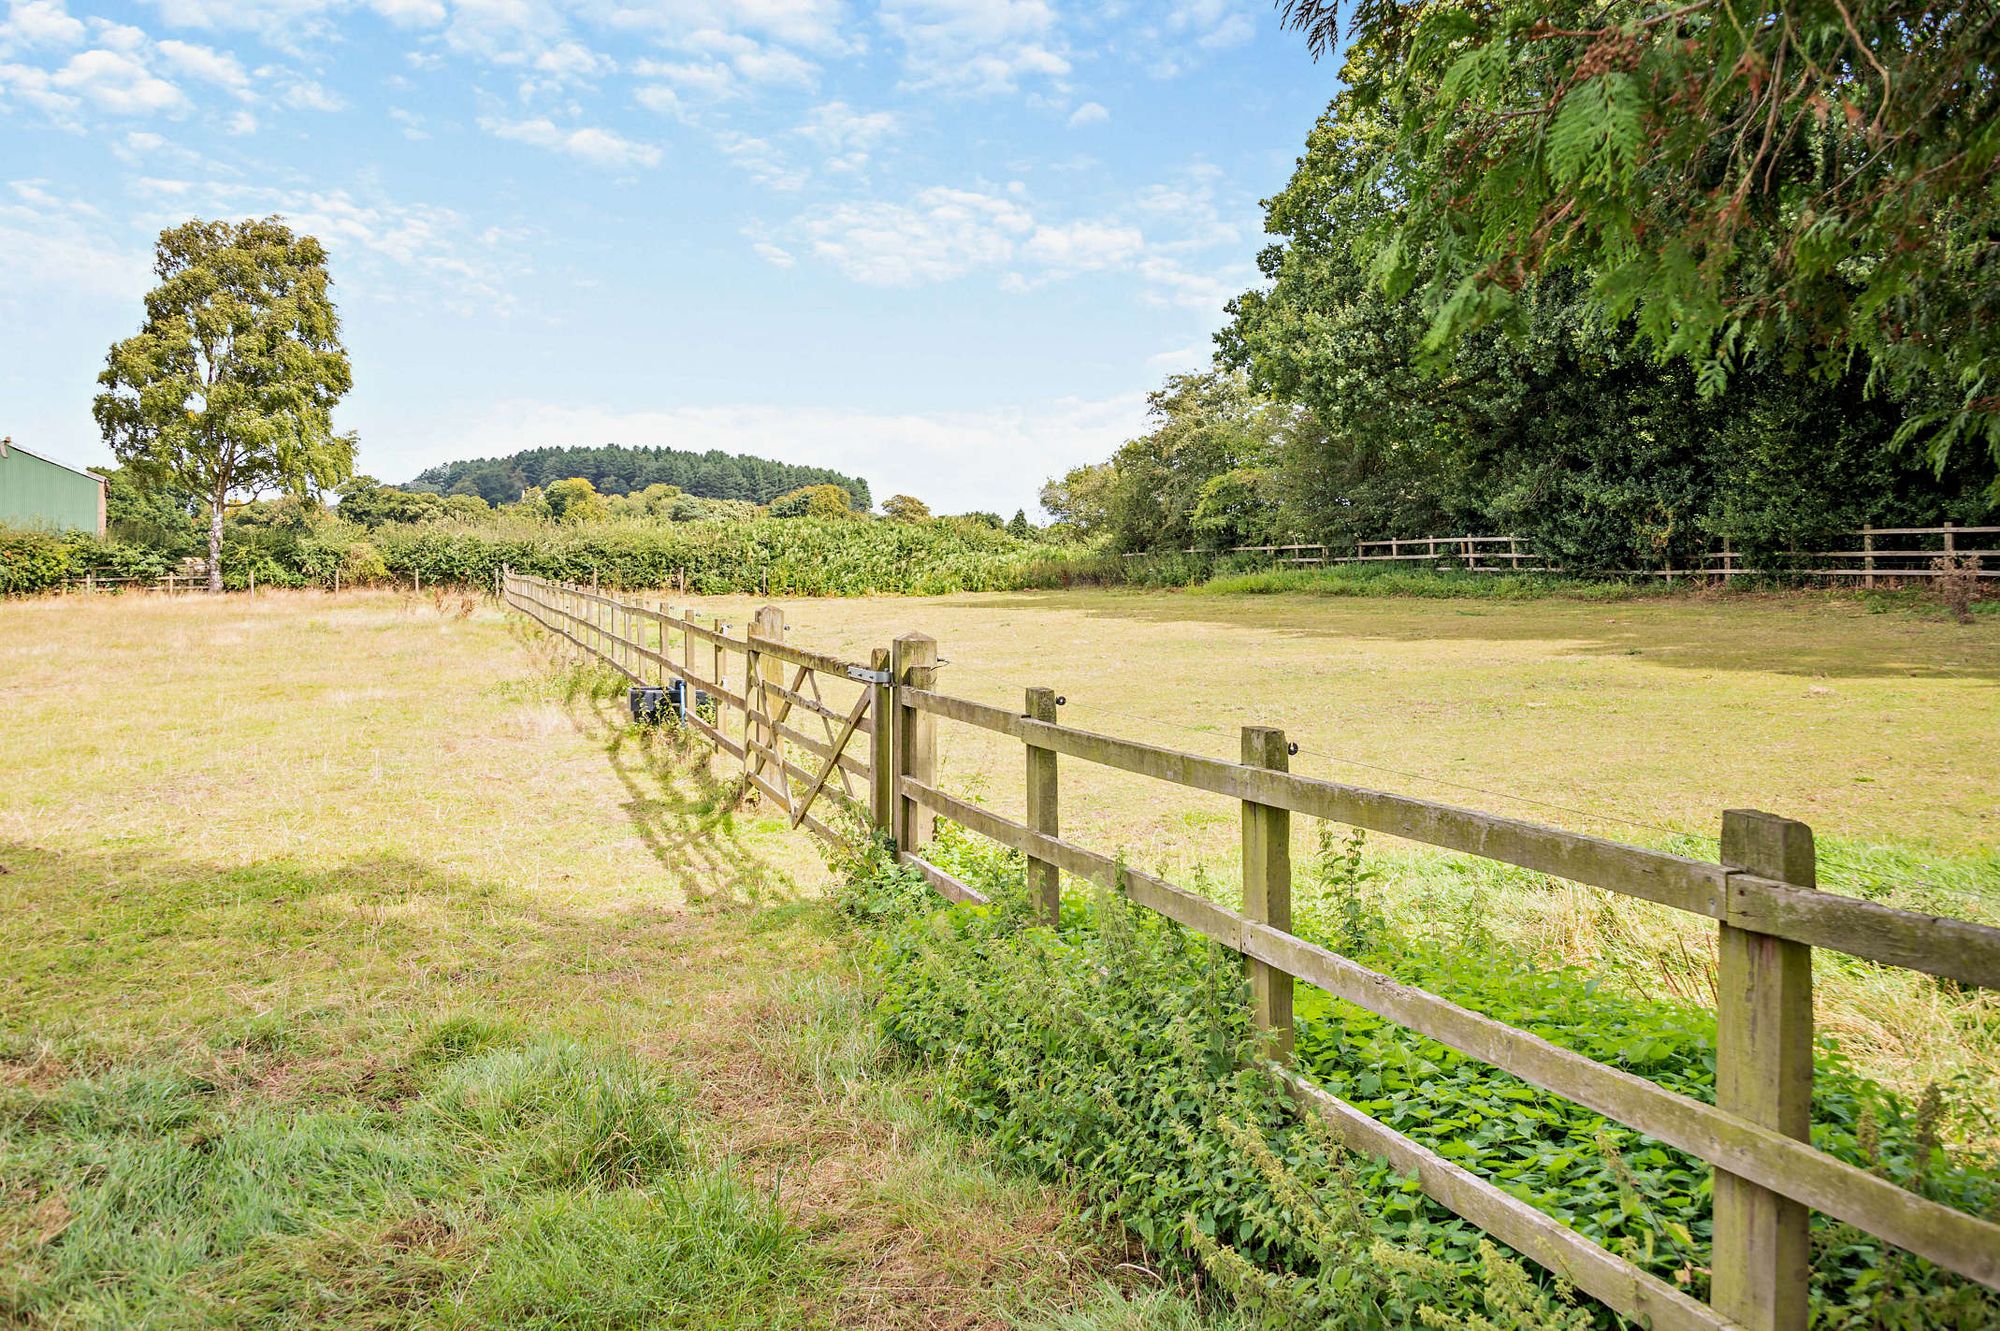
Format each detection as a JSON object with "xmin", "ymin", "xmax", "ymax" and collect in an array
[{"xmin": 629, "ymin": 685, "xmax": 669, "ymax": 726}]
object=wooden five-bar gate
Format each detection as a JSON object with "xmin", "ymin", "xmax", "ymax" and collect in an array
[{"xmin": 500, "ymin": 569, "xmax": 2000, "ymax": 1331}]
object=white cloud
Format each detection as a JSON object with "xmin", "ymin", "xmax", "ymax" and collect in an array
[
  {"xmin": 803, "ymin": 185, "xmax": 1035, "ymax": 285},
  {"xmin": 532, "ymin": 38, "xmax": 613, "ymax": 80},
  {"xmin": 372, "ymin": 0, "xmax": 446, "ymax": 22},
  {"xmin": 1066, "ymin": 100, "xmax": 1106, "ymax": 126},
  {"xmin": 128, "ymin": 175, "xmax": 526, "ymax": 312},
  {"xmin": 713, "ymin": 129, "xmax": 804, "ymax": 190},
  {"xmin": 224, "ymin": 106, "xmax": 256, "ymax": 132},
  {"xmin": 1167, "ymin": 0, "xmax": 1256, "ymax": 49},
  {"xmin": 1, "ymin": 1, "xmax": 86, "ymax": 49},
  {"xmin": 880, "ymin": 0, "xmax": 1069, "ymax": 94},
  {"xmin": 382, "ymin": 393, "xmax": 1149, "ymax": 517},
  {"xmin": 792, "ymin": 176, "xmax": 1242, "ymax": 309},
  {"xmin": 631, "ymin": 56, "xmax": 735, "ymax": 97},
  {"xmin": 799, "ymin": 100, "xmax": 896, "ymax": 150},
  {"xmin": 482, "ymin": 114, "xmax": 662, "ymax": 169},
  {"xmin": 281, "ymin": 77, "xmax": 345, "ymax": 110},
  {"xmin": 26, "ymin": 46, "xmax": 186, "ymax": 115},
  {"xmin": 632, "ymin": 81, "xmax": 680, "ymax": 115},
  {"xmin": 1020, "ymin": 219, "xmax": 1144, "ymax": 273},
  {"xmin": 155, "ymin": 37, "xmax": 246, "ymax": 90},
  {"xmin": 140, "ymin": 0, "xmax": 439, "ymax": 49},
  {"xmin": 0, "ymin": 179, "xmax": 153, "ymax": 302},
  {"xmin": 751, "ymin": 240, "xmax": 794, "ymax": 267},
  {"xmin": 603, "ymin": 0, "xmax": 852, "ymax": 57},
  {"xmin": 1147, "ymin": 340, "xmax": 1213, "ymax": 370},
  {"xmin": 726, "ymin": 38, "xmax": 816, "ymax": 86},
  {"xmin": 796, "ymin": 99, "xmax": 896, "ymax": 172}
]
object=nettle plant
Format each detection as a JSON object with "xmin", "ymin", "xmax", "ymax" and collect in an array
[{"xmin": 841, "ymin": 823, "xmax": 2000, "ymax": 1330}]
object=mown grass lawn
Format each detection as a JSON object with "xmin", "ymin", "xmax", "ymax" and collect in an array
[{"xmin": 0, "ymin": 590, "xmax": 1206, "ymax": 1331}]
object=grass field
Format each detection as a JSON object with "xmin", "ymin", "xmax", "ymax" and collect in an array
[
  {"xmin": 3, "ymin": 584, "xmax": 1995, "ymax": 1328},
  {"xmin": 0, "ymin": 590, "xmax": 1209, "ymax": 1330},
  {"xmin": 692, "ymin": 586, "xmax": 2000, "ymax": 1140}
]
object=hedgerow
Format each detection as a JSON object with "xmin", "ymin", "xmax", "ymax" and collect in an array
[
  {"xmin": 837, "ymin": 826, "xmax": 2000, "ymax": 1330},
  {"xmin": 0, "ymin": 526, "xmax": 173, "ymax": 594},
  {"xmin": 220, "ymin": 513, "xmax": 1123, "ymax": 596}
]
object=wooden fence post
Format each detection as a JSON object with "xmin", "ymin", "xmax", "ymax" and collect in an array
[
  {"xmin": 1713, "ymin": 809, "xmax": 1815, "ymax": 1331},
  {"xmin": 892, "ymin": 634, "xmax": 937, "ymax": 853},
  {"xmin": 711, "ymin": 617, "xmax": 727, "ymax": 713},
  {"xmin": 1241, "ymin": 726, "xmax": 1293, "ymax": 1060},
  {"xmin": 869, "ymin": 647, "xmax": 895, "ymax": 837},
  {"xmin": 750, "ymin": 607, "xmax": 785, "ymax": 792},
  {"xmin": 1025, "ymin": 686, "xmax": 1061, "ymax": 926},
  {"xmin": 1863, "ymin": 525, "xmax": 1876, "ymax": 589}
]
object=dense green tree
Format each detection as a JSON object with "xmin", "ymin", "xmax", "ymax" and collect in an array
[
  {"xmin": 1277, "ymin": 1, "xmax": 2000, "ymax": 487},
  {"xmin": 1038, "ymin": 463, "xmax": 1118, "ymax": 536},
  {"xmin": 336, "ymin": 477, "xmax": 488, "ymax": 527},
  {"xmin": 604, "ymin": 483, "xmax": 683, "ymax": 519},
  {"xmin": 769, "ymin": 483, "xmax": 857, "ymax": 519},
  {"xmin": 94, "ymin": 217, "xmax": 356, "ymax": 590},
  {"xmin": 882, "ymin": 494, "xmax": 932, "ymax": 522},
  {"xmin": 1005, "ymin": 509, "xmax": 1033, "ymax": 539},
  {"xmin": 443, "ymin": 461, "xmax": 526, "ymax": 506},
  {"xmin": 544, "ymin": 476, "xmax": 608, "ymax": 523},
  {"xmin": 1084, "ymin": 371, "xmax": 1297, "ymax": 552},
  {"xmin": 101, "ymin": 465, "xmax": 200, "ymax": 558},
  {"xmin": 1217, "ymin": 74, "xmax": 1994, "ymax": 569}
]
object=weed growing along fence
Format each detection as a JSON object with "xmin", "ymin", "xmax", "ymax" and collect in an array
[{"xmin": 505, "ymin": 571, "xmax": 2000, "ymax": 1331}]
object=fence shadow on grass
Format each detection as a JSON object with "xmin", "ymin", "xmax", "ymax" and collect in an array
[{"xmin": 560, "ymin": 672, "xmax": 799, "ymax": 911}]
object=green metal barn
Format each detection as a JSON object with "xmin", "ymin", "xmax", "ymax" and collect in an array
[{"xmin": 0, "ymin": 438, "xmax": 106, "ymax": 536}]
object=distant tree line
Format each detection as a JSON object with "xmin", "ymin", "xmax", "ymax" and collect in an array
[{"xmin": 404, "ymin": 444, "xmax": 872, "ymax": 510}]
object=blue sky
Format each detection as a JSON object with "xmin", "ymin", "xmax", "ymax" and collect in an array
[{"xmin": 1, "ymin": 0, "xmax": 1335, "ymax": 514}]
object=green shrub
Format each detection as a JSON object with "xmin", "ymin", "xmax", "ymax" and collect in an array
[
  {"xmin": 840, "ymin": 831, "xmax": 1589, "ymax": 1330},
  {"xmin": 838, "ymin": 828, "xmax": 2000, "ymax": 1330},
  {"xmin": 0, "ymin": 527, "xmax": 175, "ymax": 593},
  {"xmin": 0, "ymin": 526, "xmax": 75, "ymax": 593}
]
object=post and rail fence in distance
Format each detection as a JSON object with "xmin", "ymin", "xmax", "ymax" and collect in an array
[
  {"xmin": 1123, "ymin": 524, "xmax": 1998, "ymax": 584},
  {"xmin": 500, "ymin": 568, "xmax": 2000, "ymax": 1331}
]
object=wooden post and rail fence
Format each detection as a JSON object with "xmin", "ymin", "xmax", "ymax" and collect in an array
[
  {"xmin": 1127, "ymin": 524, "xmax": 1998, "ymax": 584},
  {"xmin": 500, "ymin": 568, "xmax": 2000, "ymax": 1331}
]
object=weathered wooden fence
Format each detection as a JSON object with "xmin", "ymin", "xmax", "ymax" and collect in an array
[
  {"xmin": 501, "ymin": 569, "xmax": 2000, "ymax": 1331},
  {"xmin": 1126, "ymin": 524, "xmax": 1999, "ymax": 583}
]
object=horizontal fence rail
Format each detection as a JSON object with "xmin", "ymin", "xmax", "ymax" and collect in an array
[{"xmin": 500, "ymin": 569, "xmax": 2000, "ymax": 1331}]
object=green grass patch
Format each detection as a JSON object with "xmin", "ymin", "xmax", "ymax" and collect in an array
[{"xmin": 0, "ymin": 1019, "xmax": 825, "ymax": 1328}]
